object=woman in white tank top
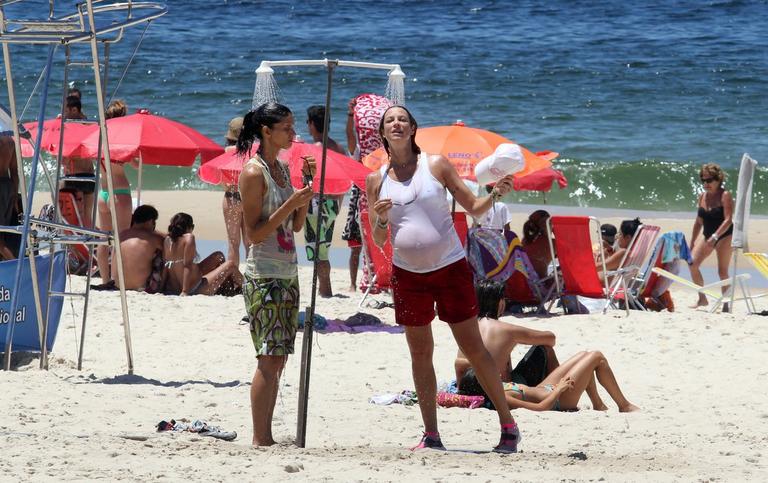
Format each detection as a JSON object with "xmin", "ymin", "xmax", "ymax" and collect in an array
[{"xmin": 365, "ymin": 105, "xmax": 521, "ymax": 453}]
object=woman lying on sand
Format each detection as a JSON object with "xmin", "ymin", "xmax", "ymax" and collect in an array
[
  {"xmin": 162, "ymin": 212, "xmax": 242, "ymax": 296},
  {"xmin": 457, "ymin": 280, "xmax": 639, "ymax": 412}
]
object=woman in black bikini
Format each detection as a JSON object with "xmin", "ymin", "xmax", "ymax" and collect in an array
[{"xmin": 688, "ymin": 163, "xmax": 734, "ymax": 310}]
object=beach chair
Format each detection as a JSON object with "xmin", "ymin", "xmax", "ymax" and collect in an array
[
  {"xmin": 606, "ymin": 224, "xmax": 661, "ymax": 310},
  {"xmin": 504, "ymin": 250, "xmax": 555, "ymax": 313},
  {"xmin": 629, "ymin": 231, "xmax": 691, "ymax": 311},
  {"xmin": 651, "ymin": 267, "xmax": 751, "ymax": 313},
  {"xmin": 546, "ymin": 216, "xmax": 626, "ymax": 315},
  {"xmin": 742, "ymin": 253, "xmax": 768, "ymax": 311},
  {"xmin": 58, "ymin": 190, "xmax": 91, "ymax": 274},
  {"xmin": 358, "ymin": 210, "xmax": 393, "ymax": 308},
  {"xmin": 453, "ymin": 211, "xmax": 469, "ymax": 248}
]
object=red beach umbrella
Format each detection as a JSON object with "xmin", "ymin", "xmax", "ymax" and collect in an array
[
  {"xmin": 197, "ymin": 148, "xmax": 249, "ymax": 185},
  {"xmin": 22, "ymin": 118, "xmax": 97, "ymax": 159},
  {"xmin": 198, "ymin": 140, "xmax": 371, "ymax": 195},
  {"xmin": 80, "ymin": 109, "xmax": 223, "ymax": 166},
  {"xmin": 286, "ymin": 141, "xmax": 371, "ymax": 195},
  {"xmin": 512, "ymin": 151, "xmax": 567, "ymax": 193},
  {"xmin": 362, "ymin": 121, "xmax": 551, "ymax": 181}
]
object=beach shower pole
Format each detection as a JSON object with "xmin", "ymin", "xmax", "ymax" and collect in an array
[{"xmin": 296, "ymin": 59, "xmax": 338, "ymax": 448}]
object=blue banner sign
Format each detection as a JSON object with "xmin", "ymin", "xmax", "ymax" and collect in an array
[{"xmin": 0, "ymin": 252, "xmax": 66, "ymax": 352}]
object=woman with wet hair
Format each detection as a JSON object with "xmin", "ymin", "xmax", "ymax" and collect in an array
[
  {"xmin": 689, "ymin": 163, "xmax": 734, "ymax": 310},
  {"xmin": 237, "ymin": 102, "xmax": 315, "ymax": 446},
  {"xmin": 162, "ymin": 212, "xmax": 242, "ymax": 296},
  {"xmin": 366, "ymin": 105, "xmax": 520, "ymax": 453}
]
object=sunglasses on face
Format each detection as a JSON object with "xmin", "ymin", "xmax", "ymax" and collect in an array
[{"xmin": 701, "ymin": 177, "xmax": 715, "ymax": 184}]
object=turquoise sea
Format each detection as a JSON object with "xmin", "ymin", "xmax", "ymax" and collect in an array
[{"xmin": 2, "ymin": 0, "xmax": 767, "ymax": 213}]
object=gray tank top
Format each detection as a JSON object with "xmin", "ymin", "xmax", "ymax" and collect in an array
[{"xmin": 245, "ymin": 155, "xmax": 298, "ymax": 279}]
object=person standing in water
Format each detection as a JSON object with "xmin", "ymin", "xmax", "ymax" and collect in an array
[
  {"xmin": 366, "ymin": 105, "xmax": 520, "ymax": 453},
  {"xmin": 237, "ymin": 102, "xmax": 314, "ymax": 446}
]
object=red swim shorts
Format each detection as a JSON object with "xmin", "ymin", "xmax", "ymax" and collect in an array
[
  {"xmin": 391, "ymin": 258, "xmax": 478, "ymax": 327},
  {"xmin": 347, "ymin": 239, "xmax": 362, "ymax": 249}
]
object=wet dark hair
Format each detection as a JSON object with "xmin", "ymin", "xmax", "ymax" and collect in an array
[
  {"xmin": 620, "ymin": 217, "xmax": 642, "ymax": 237},
  {"xmin": 168, "ymin": 212, "xmax": 194, "ymax": 241},
  {"xmin": 458, "ymin": 367, "xmax": 487, "ymax": 397},
  {"xmin": 378, "ymin": 105, "xmax": 421, "ymax": 157},
  {"xmin": 67, "ymin": 87, "xmax": 81, "ymax": 99},
  {"xmin": 522, "ymin": 209, "xmax": 550, "ymax": 244},
  {"xmin": 306, "ymin": 105, "xmax": 326, "ymax": 133},
  {"xmin": 236, "ymin": 102, "xmax": 292, "ymax": 156},
  {"xmin": 131, "ymin": 204, "xmax": 158, "ymax": 226},
  {"xmin": 476, "ymin": 279, "xmax": 506, "ymax": 319},
  {"xmin": 66, "ymin": 95, "xmax": 82, "ymax": 111}
]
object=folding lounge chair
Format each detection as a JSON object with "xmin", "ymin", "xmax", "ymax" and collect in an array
[
  {"xmin": 651, "ymin": 267, "xmax": 751, "ymax": 313},
  {"xmin": 742, "ymin": 252, "xmax": 768, "ymax": 311},
  {"xmin": 58, "ymin": 190, "xmax": 91, "ymax": 274},
  {"xmin": 546, "ymin": 216, "xmax": 625, "ymax": 315},
  {"xmin": 452, "ymin": 211, "xmax": 469, "ymax": 248},
  {"xmin": 629, "ymin": 231, "xmax": 692, "ymax": 311},
  {"xmin": 606, "ymin": 224, "xmax": 660, "ymax": 310},
  {"xmin": 504, "ymin": 250, "xmax": 555, "ymax": 314},
  {"xmin": 358, "ymin": 210, "xmax": 393, "ymax": 308}
]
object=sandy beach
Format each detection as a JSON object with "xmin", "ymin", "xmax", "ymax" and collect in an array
[{"xmin": 8, "ymin": 190, "xmax": 768, "ymax": 481}]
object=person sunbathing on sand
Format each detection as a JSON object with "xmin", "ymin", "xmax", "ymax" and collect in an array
[
  {"xmin": 457, "ymin": 280, "xmax": 639, "ymax": 413},
  {"xmin": 162, "ymin": 212, "xmax": 242, "ymax": 296},
  {"xmin": 107, "ymin": 204, "xmax": 165, "ymax": 292}
]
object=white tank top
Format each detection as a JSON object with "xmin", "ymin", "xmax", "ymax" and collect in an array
[{"xmin": 379, "ymin": 153, "xmax": 465, "ymax": 273}]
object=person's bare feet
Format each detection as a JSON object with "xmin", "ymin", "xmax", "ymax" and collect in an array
[
  {"xmin": 619, "ymin": 403, "xmax": 640, "ymax": 412},
  {"xmin": 593, "ymin": 402, "xmax": 609, "ymax": 411},
  {"xmin": 689, "ymin": 298, "xmax": 709, "ymax": 309}
]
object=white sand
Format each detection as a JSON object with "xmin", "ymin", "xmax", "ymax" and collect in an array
[
  {"xmin": 8, "ymin": 189, "xmax": 768, "ymax": 480},
  {"xmin": 1, "ymin": 263, "xmax": 767, "ymax": 481}
]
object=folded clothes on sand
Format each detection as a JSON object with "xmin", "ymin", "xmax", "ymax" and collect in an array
[
  {"xmin": 156, "ymin": 419, "xmax": 237, "ymax": 441},
  {"xmin": 370, "ymin": 390, "xmax": 418, "ymax": 406}
]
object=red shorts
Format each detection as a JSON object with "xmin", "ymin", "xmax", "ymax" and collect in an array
[
  {"xmin": 391, "ymin": 258, "xmax": 478, "ymax": 326},
  {"xmin": 347, "ymin": 239, "xmax": 362, "ymax": 249}
]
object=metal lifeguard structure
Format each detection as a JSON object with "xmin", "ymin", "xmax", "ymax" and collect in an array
[{"xmin": 0, "ymin": 0, "xmax": 167, "ymax": 373}]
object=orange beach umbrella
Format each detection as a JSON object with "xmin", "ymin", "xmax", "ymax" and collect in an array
[{"xmin": 362, "ymin": 121, "xmax": 551, "ymax": 181}]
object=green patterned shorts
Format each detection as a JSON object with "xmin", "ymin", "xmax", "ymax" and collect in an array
[
  {"xmin": 244, "ymin": 276, "xmax": 300, "ymax": 356},
  {"xmin": 304, "ymin": 197, "xmax": 339, "ymax": 262}
]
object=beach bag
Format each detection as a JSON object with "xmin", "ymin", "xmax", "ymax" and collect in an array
[
  {"xmin": 466, "ymin": 227, "xmax": 522, "ymax": 283},
  {"xmin": 510, "ymin": 345, "xmax": 548, "ymax": 387}
]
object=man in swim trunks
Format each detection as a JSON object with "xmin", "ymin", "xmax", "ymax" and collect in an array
[
  {"xmin": 303, "ymin": 105, "xmax": 345, "ymax": 297},
  {"xmin": 109, "ymin": 205, "xmax": 165, "ymax": 292}
]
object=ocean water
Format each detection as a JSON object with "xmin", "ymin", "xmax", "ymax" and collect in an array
[{"xmin": 2, "ymin": 0, "xmax": 767, "ymax": 213}]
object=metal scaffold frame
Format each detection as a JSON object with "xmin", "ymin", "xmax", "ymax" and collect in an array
[{"xmin": 0, "ymin": 0, "xmax": 167, "ymax": 373}]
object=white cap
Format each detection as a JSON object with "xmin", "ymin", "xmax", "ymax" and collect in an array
[{"xmin": 475, "ymin": 143, "xmax": 525, "ymax": 185}]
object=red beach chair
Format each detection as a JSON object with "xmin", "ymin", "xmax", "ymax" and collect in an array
[
  {"xmin": 546, "ymin": 216, "xmax": 623, "ymax": 315},
  {"xmin": 607, "ymin": 224, "xmax": 661, "ymax": 309},
  {"xmin": 452, "ymin": 211, "xmax": 469, "ymax": 248},
  {"xmin": 58, "ymin": 190, "xmax": 91, "ymax": 274},
  {"xmin": 358, "ymin": 210, "xmax": 393, "ymax": 308}
]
